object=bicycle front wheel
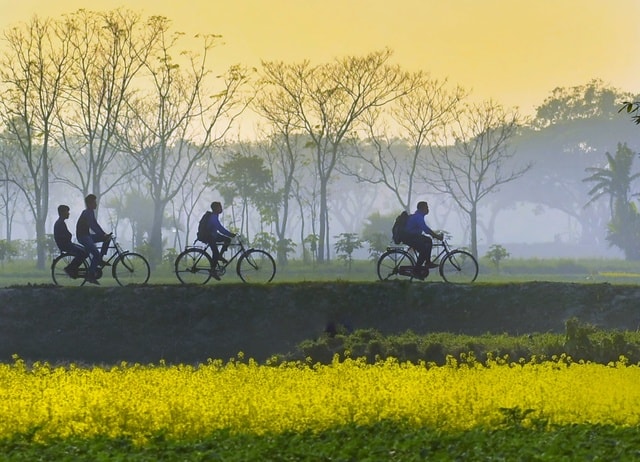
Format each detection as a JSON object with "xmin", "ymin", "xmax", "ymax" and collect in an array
[
  {"xmin": 51, "ymin": 254, "xmax": 88, "ymax": 287},
  {"xmin": 440, "ymin": 250, "xmax": 478, "ymax": 283},
  {"xmin": 377, "ymin": 248, "xmax": 416, "ymax": 281},
  {"xmin": 237, "ymin": 249, "xmax": 276, "ymax": 283},
  {"xmin": 175, "ymin": 248, "xmax": 213, "ymax": 284},
  {"xmin": 113, "ymin": 252, "xmax": 150, "ymax": 286}
]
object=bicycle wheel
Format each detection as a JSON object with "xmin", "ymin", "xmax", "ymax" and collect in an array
[
  {"xmin": 237, "ymin": 249, "xmax": 276, "ymax": 283},
  {"xmin": 175, "ymin": 248, "xmax": 213, "ymax": 284},
  {"xmin": 51, "ymin": 254, "xmax": 88, "ymax": 287},
  {"xmin": 113, "ymin": 252, "xmax": 150, "ymax": 286},
  {"xmin": 440, "ymin": 250, "xmax": 478, "ymax": 283},
  {"xmin": 377, "ymin": 248, "xmax": 416, "ymax": 281}
]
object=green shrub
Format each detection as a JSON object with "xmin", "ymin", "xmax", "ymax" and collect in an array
[{"xmin": 294, "ymin": 323, "xmax": 640, "ymax": 366}]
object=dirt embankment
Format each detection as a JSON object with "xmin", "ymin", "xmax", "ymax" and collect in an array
[{"xmin": 1, "ymin": 282, "xmax": 639, "ymax": 365}]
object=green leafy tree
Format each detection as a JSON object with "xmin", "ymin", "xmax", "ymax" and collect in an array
[
  {"xmin": 535, "ymin": 79, "xmax": 631, "ymax": 128},
  {"xmin": 208, "ymin": 153, "xmax": 274, "ymax": 241},
  {"xmin": 303, "ymin": 233, "xmax": 319, "ymax": 265},
  {"xmin": 251, "ymin": 231, "xmax": 277, "ymax": 253},
  {"xmin": 485, "ymin": 244, "xmax": 510, "ymax": 273},
  {"xmin": 333, "ymin": 233, "xmax": 363, "ymax": 270},
  {"xmin": 0, "ymin": 239, "xmax": 18, "ymax": 264},
  {"xmin": 276, "ymin": 238, "xmax": 297, "ymax": 264},
  {"xmin": 361, "ymin": 211, "xmax": 396, "ymax": 260},
  {"xmin": 607, "ymin": 200, "xmax": 640, "ymax": 260}
]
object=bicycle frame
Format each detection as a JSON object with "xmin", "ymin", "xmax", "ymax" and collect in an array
[
  {"xmin": 377, "ymin": 238, "xmax": 478, "ymax": 283},
  {"xmin": 175, "ymin": 237, "xmax": 276, "ymax": 284},
  {"xmin": 51, "ymin": 235, "xmax": 151, "ymax": 286},
  {"xmin": 189, "ymin": 239, "xmax": 246, "ymax": 269},
  {"xmin": 413, "ymin": 239, "xmax": 452, "ymax": 263}
]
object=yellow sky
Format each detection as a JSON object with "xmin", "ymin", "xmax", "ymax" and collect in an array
[{"xmin": 1, "ymin": 0, "xmax": 639, "ymax": 116}]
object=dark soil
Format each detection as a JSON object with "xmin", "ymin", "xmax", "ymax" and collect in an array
[{"xmin": 1, "ymin": 282, "xmax": 639, "ymax": 365}]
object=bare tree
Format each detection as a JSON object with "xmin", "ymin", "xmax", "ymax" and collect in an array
[
  {"xmin": 0, "ymin": 16, "xmax": 73, "ymax": 269},
  {"xmin": 173, "ymin": 162, "xmax": 212, "ymax": 250},
  {"xmin": 55, "ymin": 9, "xmax": 161, "ymax": 199},
  {"xmin": 343, "ymin": 73, "xmax": 466, "ymax": 211},
  {"xmin": 260, "ymin": 49, "xmax": 411, "ymax": 262},
  {"xmin": 428, "ymin": 100, "xmax": 529, "ymax": 257},
  {"xmin": 118, "ymin": 22, "xmax": 250, "ymax": 263},
  {"xmin": 0, "ymin": 140, "xmax": 21, "ymax": 240},
  {"xmin": 252, "ymin": 83, "xmax": 314, "ymax": 263}
]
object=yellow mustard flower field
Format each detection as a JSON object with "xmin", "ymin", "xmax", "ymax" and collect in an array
[{"xmin": 1, "ymin": 355, "xmax": 639, "ymax": 445}]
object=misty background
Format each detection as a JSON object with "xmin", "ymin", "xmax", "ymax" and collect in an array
[{"xmin": 1, "ymin": 9, "xmax": 639, "ymax": 270}]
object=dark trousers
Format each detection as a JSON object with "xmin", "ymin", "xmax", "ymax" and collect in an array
[
  {"xmin": 58, "ymin": 243, "xmax": 89, "ymax": 270},
  {"xmin": 78, "ymin": 234, "xmax": 110, "ymax": 276},
  {"xmin": 402, "ymin": 234, "xmax": 433, "ymax": 267},
  {"xmin": 206, "ymin": 235, "xmax": 232, "ymax": 263}
]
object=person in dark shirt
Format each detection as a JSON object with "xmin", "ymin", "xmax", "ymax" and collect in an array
[
  {"xmin": 53, "ymin": 204, "xmax": 88, "ymax": 278},
  {"xmin": 76, "ymin": 194, "xmax": 112, "ymax": 284},
  {"xmin": 204, "ymin": 201, "xmax": 236, "ymax": 279},
  {"xmin": 403, "ymin": 201, "xmax": 444, "ymax": 278}
]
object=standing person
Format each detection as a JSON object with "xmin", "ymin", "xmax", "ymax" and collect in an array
[
  {"xmin": 403, "ymin": 201, "xmax": 443, "ymax": 278},
  {"xmin": 205, "ymin": 201, "xmax": 236, "ymax": 278},
  {"xmin": 53, "ymin": 205, "xmax": 88, "ymax": 278},
  {"xmin": 76, "ymin": 194, "xmax": 112, "ymax": 285}
]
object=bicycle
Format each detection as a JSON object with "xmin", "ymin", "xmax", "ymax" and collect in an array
[
  {"xmin": 174, "ymin": 236, "xmax": 276, "ymax": 284},
  {"xmin": 377, "ymin": 238, "xmax": 478, "ymax": 283},
  {"xmin": 51, "ymin": 235, "xmax": 151, "ymax": 286}
]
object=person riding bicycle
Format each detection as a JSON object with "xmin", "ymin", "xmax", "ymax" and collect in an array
[
  {"xmin": 402, "ymin": 201, "xmax": 443, "ymax": 278},
  {"xmin": 53, "ymin": 204, "xmax": 88, "ymax": 279},
  {"xmin": 204, "ymin": 201, "xmax": 236, "ymax": 278},
  {"xmin": 76, "ymin": 194, "xmax": 112, "ymax": 285}
]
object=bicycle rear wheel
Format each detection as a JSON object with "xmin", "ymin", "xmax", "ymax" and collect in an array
[
  {"xmin": 377, "ymin": 248, "xmax": 416, "ymax": 281},
  {"xmin": 175, "ymin": 248, "xmax": 213, "ymax": 284},
  {"xmin": 237, "ymin": 249, "xmax": 276, "ymax": 283},
  {"xmin": 113, "ymin": 252, "xmax": 150, "ymax": 286},
  {"xmin": 440, "ymin": 250, "xmax": 478, "ymax": 283},
  {"xmin": 51, "ymin": 254, "xmax": 88, "ymax": 287}
]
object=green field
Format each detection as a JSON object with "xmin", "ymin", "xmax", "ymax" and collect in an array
[{"xmin": 3, "ymin": 256, "xmax": 640, "ymax": 287}]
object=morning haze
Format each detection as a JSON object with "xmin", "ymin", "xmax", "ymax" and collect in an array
[{"xmin": 1, "ymin": 0, "xmax": 639, "ymax": 275}]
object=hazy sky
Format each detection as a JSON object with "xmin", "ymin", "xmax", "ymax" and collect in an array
[{"xmin": 1, "ymin": 0, "xmax": 639, "ymax": 116}]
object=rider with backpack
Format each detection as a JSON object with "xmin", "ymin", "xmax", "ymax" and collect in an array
[
  {"xmin": 402, "ymin": 201, "xmax": 443, "ymax": 278},
  {"xmin": 197, "ymin": 201, "xmax": 236, "ymax": 279}
]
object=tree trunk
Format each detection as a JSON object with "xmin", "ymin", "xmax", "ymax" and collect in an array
[
  {"xmin": 470, "ymin": 204, "xmax": 478, "ymax": 259},
  {"xmin": 149, "ymin": 200, "xmax": 166, "ymax": 268},
  {"xmin": 318, "ymin": 180, "xmax": 328, "ymax": 263}
]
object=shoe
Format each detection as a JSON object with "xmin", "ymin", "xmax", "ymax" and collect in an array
[
  {"xmin": 412, "ymin": 267, "xmax": 429, "ymax": 280},
  {"xmin": 86, "ymin": 277, "xmax": 100, "ymax": 285},
  {"xmin": 427, "ymin": 261, "xmax": 439, "ymax": 269},
  {"xmin": 99, "ymin": 260, "xmax": 111, "ymax": 267},
  {"xmin": 64, "ymin": 266, "xmax": 78, "ymax": 279},
  {"xmin": 218, "ymin": 257, "xmax": 228, "ymax": 264},
  {"xmin": 210, "ymin": 271, "xmax": 221, "ymax": 281}
]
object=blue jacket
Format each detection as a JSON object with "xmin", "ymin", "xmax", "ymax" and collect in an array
[
  {"xmin": 208, "ymin": 213, "xmax": 233, "ymax": 238},
  {"xmin": 405, "ymin": 210, "xmax": 434, "ymax": 236}
]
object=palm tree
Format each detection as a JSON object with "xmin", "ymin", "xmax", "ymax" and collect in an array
[
  {"xmin": 583, "ymin": 143, "xmax": 640, "ymax": 219},
  {"xmin": 584, "ymin": 142, "xmax": 640, "ymax": 260}
]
